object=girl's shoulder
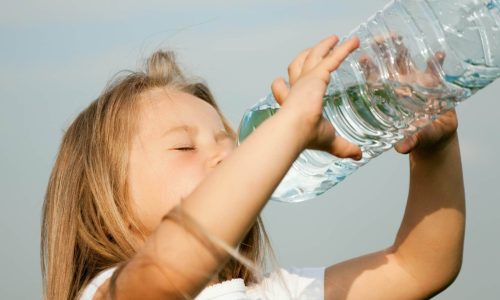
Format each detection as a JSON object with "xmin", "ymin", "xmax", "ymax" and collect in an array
[{"xmin": 79, "ymin": 265, "xmax": 326, "ymax": 300}]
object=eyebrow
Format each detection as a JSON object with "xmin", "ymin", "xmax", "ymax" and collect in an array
[
  {"xmin": 162, "ymin": 125, "xmax": 231, "ymax": 142},
  {"xmin": 162, "ymin": 125, "xmax": 197, "ymax": 137}
]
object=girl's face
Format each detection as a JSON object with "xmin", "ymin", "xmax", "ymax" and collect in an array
[{"xmin": 128, "ymin": 87, "xmax": 236, "ymax": 233}]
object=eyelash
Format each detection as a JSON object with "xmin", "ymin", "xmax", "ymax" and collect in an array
[{"xmin": 175, "ymin": 146, "xmax": 196, "ymax": 151}]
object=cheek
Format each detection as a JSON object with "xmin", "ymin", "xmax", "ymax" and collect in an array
[
  {"xmin": 131, "ymin": 155, "xmax": 206, "ymax": 232},
  {"xmin": 128, "ymin": 159, "xmax": 170, "ymax": 233},
  {"xmin": 166, "ymin": 156, "xmax": 206, "ymax": 199}
]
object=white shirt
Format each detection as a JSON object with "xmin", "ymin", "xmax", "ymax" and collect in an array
[{"xmin": 79, "ymin": 266, "xmax": 325, "ymax": 300}]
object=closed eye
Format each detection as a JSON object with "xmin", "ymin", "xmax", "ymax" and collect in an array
[{"xmin": 175, "ymin": 147, "xmax": 196, "ymax": 151}]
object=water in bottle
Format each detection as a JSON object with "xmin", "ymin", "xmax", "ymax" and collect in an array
[{"xmin": 238, "ymin": 0, "xmax": 500, "ymax": 203}]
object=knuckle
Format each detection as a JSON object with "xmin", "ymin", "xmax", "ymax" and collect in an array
[
  {"xmin": 310, "ymin": 46, "xmax": 321, "ymax": 57},
  {"xmin": 271, "ymin": 77, "xmax": 282, "ymax": 88},
  {"xmin": 329, "ymin": 57, "xmax": 342, "ymax": 69}
]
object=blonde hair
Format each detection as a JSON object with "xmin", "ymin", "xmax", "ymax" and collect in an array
[{"xmin": 41, "ymin": 50, "xmax": 274, "ymax": 300}]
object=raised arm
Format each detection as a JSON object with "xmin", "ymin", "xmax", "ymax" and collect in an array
[
  {"xmin": 106, "ymin": 109, "xmax": 307, "ymax": 300},
  {"xmin": 325, "ymin": 110, "xmax": 465, "ymax": 299},
  {"xmin": 93, "ymin": 36, "xmax": 362, "ymax": 300}
]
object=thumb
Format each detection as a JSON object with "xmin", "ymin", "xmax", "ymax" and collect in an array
[
  {"xmin": 271, "ymin": 77, "xmax": 290, "ymax": 107},
  {"xmin": 305, "ymin": 117, "xmax": 363, "ymax": 160},
  {"xmin": 330, "ymin": 135, "xmax": 363, "ymax": 160},
  {"xmin": 395, "ymin": 134, "xmax": 419, "ymax": 154},
  {"xmin": 313, "ymin": 119, "xmax": 363, "ymax": 160}
]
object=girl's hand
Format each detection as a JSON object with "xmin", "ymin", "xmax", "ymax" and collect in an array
[
  {"xmin": 358, "ymin": 32, "xmax": 459, "ymax": 156},
  {"xmin": 271, "ymin": 35, "xmax": 363, "ymax": 160},
  {"xmin": 395, "ymin": 109, "xmax": 458, "ymax": 155}
]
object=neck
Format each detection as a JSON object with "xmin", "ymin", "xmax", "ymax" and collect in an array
[{"xmin": 208, "ymin": 274, "xmax": 220, "ymax": 286}]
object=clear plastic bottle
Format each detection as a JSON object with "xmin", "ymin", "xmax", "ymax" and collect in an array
[{"xmin": 238, "ymin": 0, "xmax": 500, "ymax": 203}]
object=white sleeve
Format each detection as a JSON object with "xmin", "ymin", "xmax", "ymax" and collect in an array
[
  {"xmin": 79, "ymin": 267, "xmax": 117, "ymax": 300},
  {"xmin": 247, "ymin": 266, "xmax": 325, "ymax": 300}
]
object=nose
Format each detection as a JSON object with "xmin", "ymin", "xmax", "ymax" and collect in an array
[{"xmin": 207, "ymin": 143, "xmax": 232, "ymax": 169}]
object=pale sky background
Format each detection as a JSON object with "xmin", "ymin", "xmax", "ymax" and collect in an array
[{"xmin": 1, "ymin": 0, "xmax": 499, "ymax": 298}]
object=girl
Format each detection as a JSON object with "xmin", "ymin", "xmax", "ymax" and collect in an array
[{"xmin": 41, "ymin": 34, "xmax": 465, "ymax": 299}]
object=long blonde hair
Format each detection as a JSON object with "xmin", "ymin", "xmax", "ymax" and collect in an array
[{"xmin": 41, "ymin": 50, "xmax": 273, "ymax": 300}]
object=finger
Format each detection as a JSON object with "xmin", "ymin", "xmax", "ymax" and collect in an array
[
  {"xmin": 303, "ymin": 35, "xmax": 340, "ymax": 72},
  {"xmin": 371, "ymin": 32, "xmax": 404, "ymax": 79},
  {"xmin": 288, "ymin": 48, "xmax": 312, "ymax": 85},
  {"xmin": 318, "ymin": 37, "xmax": 360, "ymax": 75},
  {"xmin": 359, "ymin": 54, "xmax": 380, "ymax": 83},
  {"xmin": 395, "ymin": 134, "xmax": 419, "ymax": 154},
  {"xmin": 271, "ymin": 77, "xmax": 290, "ymax": 107},
  {"xmin": 394, "ymin": 38, "xmax": 412, "ymax": 75},
  {"xmin": 372, "ymin": 31, "xmax": 400, "ymax": 57},
  {"xmin": 329, "ymin": 135, "xmax": 363, "ymax": 160},
  {"xmin": 425, "ymin": 51, "xmax": 446, "ymax": 76},
  {"xmin": 358, "ymin": 54, "xmax": 370, "ymax": 69},
  {"xmin": 373, "ymin": 31, "xmax": 400, "ymax": 45},
  {"xmin": 312, "ymin": 35, "xmax": 340, "ymax": 58}
]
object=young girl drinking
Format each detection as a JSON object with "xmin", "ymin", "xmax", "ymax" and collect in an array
[{"xmin": 41, "ymin": 34, "xmax": 465, "ymax": 299}]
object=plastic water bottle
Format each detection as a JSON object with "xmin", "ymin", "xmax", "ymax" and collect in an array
[{"xmin": 237, "ymin": 0, "xmax": 500, "ymax": 203}]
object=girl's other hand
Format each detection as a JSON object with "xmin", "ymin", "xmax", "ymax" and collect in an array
[
  {"xmin": 395, "ymin": 108, "xmax": 458, "ymax": 156},
  {"xmin": 353, "ymin": 32, "xmax": 458, "ymax": 157},
  {"xmin": 271, "ymin": 35, "xmax": 363, "ymax": 161}
]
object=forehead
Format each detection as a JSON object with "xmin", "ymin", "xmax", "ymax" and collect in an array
[{"xmin": 137, "ymin": 87, "xmax": 224, "ymax": 131}]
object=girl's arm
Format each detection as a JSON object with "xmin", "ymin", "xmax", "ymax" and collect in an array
[
  {"xmin": 93, "ymin": 36, "xmax": 362, "ymax": 300},
  {"xmin": 325, "ymin": 110, "xmax": 465, "ymax": 299},
  {"xmin": 110, "ymin": 110, "xmax": 307, "ymax": 299}
]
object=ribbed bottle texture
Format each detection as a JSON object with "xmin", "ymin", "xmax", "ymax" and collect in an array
[{"xmin": 238, "ymin": 0, "xmax": 500, "ymax": 202}]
